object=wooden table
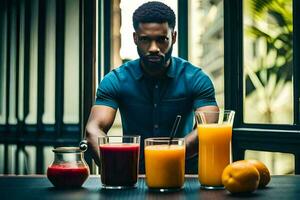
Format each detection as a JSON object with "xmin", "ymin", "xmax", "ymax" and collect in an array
[{"xmin": 0, "ymin": 175, "xmax": 299, "ymax": 199}]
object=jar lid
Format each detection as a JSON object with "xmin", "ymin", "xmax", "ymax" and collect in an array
[{"xmin": 52, "ymin": 147, "xmax": 83, "ymax": 153}]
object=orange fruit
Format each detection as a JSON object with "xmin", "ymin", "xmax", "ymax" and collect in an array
[
  {"xmin": 222, "ymin": 160, "xmax": 260, "ymax": 194},
  {"xmin": 247, "ymin": 160, "xmax": 271, "ymax": 188}
]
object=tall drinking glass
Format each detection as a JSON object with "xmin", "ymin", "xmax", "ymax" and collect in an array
[
  {"xmin": 195, "ymin": 110, "xmax": 235, "ymax": 189},
  {"xmin": 98, "ymin": 135, "xmax": 140, "ymax": 189}
]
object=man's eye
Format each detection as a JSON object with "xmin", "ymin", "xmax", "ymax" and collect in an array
[
  {"xmin": 139, "ymin": 37, "xmax": 150, "ymax": 43},
  {"xmin": 157, "ymin": 37, "xmax": 169, "ymax": 43}
]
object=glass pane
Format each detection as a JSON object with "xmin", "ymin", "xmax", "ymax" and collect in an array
[
  {"xmin": 25, "ymin": 0, "xmax": 39, "ymax": 124},
  {"xmin": 0, "ymin": 144, "xmax": 3, "ymax": 173},
  {"xmin": 8, "ymin": 0, "xmax": 18, "ymax": 125},
  {"xmin": 44, "ymin": 146, "xmax": 54, "ymax": 174},
  {"xmin": 63, "ymin": 0, "xmax": 80, "ymax": 123},
  {"xmin": 0, "ymin": 4, "xmax": 7, "ymax": 124},
  {"xmin": 243, "ymin": 0, "xmax": 293, "ymax": 124},
  {"xmin": 245, "ymin": 150, "xmax": 294, "ymax": 175},
  {"xmin": 0, "ymin": 145, "xmax": 37, "ymax": 174},
  {"xmin": 188, "ymin": 0, "xmax": 224, "ymax": 108},
  {"xmin": 43, "ymin": 0, "xmax": 56, "ymax": 124}
]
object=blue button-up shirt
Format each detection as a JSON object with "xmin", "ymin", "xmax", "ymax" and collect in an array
[{"xmin": 95, "ymin": 57, "xmax": 217, "ymax": 173}]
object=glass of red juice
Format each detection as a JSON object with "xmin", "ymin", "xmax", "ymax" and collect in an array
[
  {"xmin": 98, "ymin": 135, "xmax": 140, "ymax": 189},
  {"xmin": 47, "ymin": 147, "xmax": 90, "ymax": 188}
]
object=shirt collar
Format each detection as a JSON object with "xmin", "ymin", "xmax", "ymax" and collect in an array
[
  {"xmin": 130, "ymin": 57, "xmax": 177, "ymax": 80},
  {"xmin": 166, "ymin": 57, "xmax": 176, "ymax": 78},
  {"xmin": 129, "ymin": 59, "xmax": 144, "ymax": 80}
]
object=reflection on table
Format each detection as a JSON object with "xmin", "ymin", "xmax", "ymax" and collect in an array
[{"xmin": 0, "ymin": 175, "xmax": 299, "ymax": 200}]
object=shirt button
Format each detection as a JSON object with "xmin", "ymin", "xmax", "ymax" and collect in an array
[
  {"xmin": 154, "ymin": 103, "xmax": 157, "ymax": 108},
  {"xmin": 154, "ymin": 124, "xmax": 159, "ymax": 129},
  {"xmin": 155, "ymin": 85, "xmax": 158, "ymax": 89}
]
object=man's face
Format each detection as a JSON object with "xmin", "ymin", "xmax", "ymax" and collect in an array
[{"xmin": 134, "ymin": 22, "xmax": 177, "ymax": 77}]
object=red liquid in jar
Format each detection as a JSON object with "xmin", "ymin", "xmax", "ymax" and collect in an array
[
  {"xmin": 47, "ymin": 164, "xmax": 89, "ymax": 188},
  {"xmin": 99, "ymin": 144, "xmax": 140, "ymax": 186}
]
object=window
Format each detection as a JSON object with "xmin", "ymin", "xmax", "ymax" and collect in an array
[
  {"xmin": 243, "ymin": 0, "xmax": 293, "ymax": 124},
  {"xmin": 224, "ymin": 0, "xmax": 300, "ymax": 174},
  {"xmin": 0, "ymin": 0, "xmax": 95, "ymax": 174},
  {"xmin": 188, "ymin": 0, "xmax": 224, "ymax": 108}
]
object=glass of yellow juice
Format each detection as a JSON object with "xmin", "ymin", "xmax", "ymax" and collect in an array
[
  {"xmin": 195, "ymin": 110, "xmax": 235, "ymax": 189},
  {"xmin": 144, "ymin": 138, "xmax": 185, "ymax": 192}
]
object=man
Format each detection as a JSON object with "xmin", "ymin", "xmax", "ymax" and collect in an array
[{"xmin": 85, "ymin": 1, "xmax": 219, "ymax": 173}]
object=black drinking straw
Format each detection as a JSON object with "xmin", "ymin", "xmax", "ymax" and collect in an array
[{"xmin": 169, "ymin": 115, "xmax": 181, "ymax": 145}]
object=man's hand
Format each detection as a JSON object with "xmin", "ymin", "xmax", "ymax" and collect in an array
[{"xmin": 85, "ymin": 105, "xmax": 117, "ymax": 166}]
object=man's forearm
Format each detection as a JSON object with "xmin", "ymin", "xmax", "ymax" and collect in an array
[
  {"xmin": 85, "ymin": 122, "xmax": 107, "ymax": 166},
  {"xmin": 185, "ymin": 129, "xmax": 198, "ymax": 159}
]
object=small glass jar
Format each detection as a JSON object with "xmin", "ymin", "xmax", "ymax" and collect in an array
[{"xmin": 47, "ymin": 147, "xmax": 90, "ymax": 188}]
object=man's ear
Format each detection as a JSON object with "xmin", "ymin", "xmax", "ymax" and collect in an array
[
  {"xmin": 172, "ymin": 31, "xmax": 177, "ymax": 44},
  {"xmin": 133, "ymin": 32, "xmax": 138, "ymax": 45}
]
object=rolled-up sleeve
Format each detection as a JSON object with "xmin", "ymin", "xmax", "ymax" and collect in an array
[
  {"xmin": 192, "ymin": 71, "xmax": 218, "ymax": 110},
  {"xmin": 95, "ymin": 71, "xmax": 119, "ymax": 109}
]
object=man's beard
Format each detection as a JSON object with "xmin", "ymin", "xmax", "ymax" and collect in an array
[{"xmin": 137, "ymin": 46, "xmax": 173, "ymax": 75}]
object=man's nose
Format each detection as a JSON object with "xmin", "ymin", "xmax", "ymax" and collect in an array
[{"xmin": 148, "ymin": 41, "xmax": 160, "ymax": 53}]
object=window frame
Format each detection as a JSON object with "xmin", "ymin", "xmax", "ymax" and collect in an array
[
  {"xmin": 224, "ymin": 0, "xmax": 300, "ymax": 174},
  {"xmin": 0, "ymin": 0, "xmax": 96, "ymax": 174}
]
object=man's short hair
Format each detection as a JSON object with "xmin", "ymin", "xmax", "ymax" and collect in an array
[{"xmin": 132, "ymin": 1, "xmax": 176, "ymax": 31}]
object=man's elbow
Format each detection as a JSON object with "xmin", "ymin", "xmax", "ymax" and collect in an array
[{"xmin": 85, "ymin": 120, "xmax": 107, "ymax": 139}]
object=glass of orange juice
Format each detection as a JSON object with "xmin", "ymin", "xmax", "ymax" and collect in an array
[
  {"xmin": 195, "ymin": 110, "xmax": 235, "ymax": 189},
  {"xmin": 144, "ymin": 138, "xmax": 185, "ymax": 192}
]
